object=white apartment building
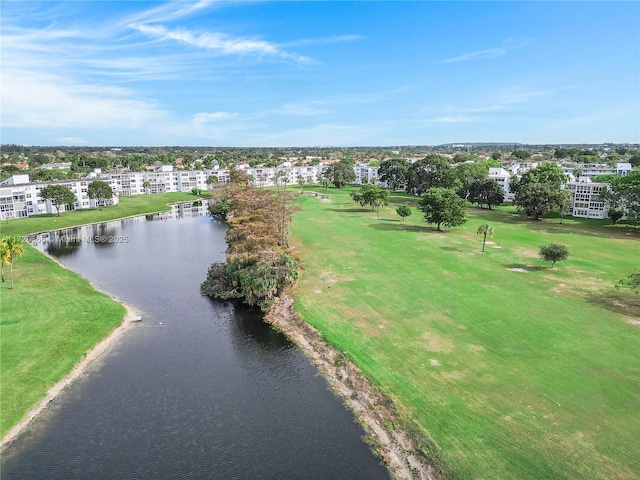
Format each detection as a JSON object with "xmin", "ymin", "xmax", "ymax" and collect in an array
[
  {"xmin": 488, "ymin": 167, "xmax": 515, "ymax": 202},
  {"xmin": 0, "ymin": 164, "xmax": 317, "ymax": 219},
  {"xmin": 354, "ymin": 165, "xmax": 379, "ymax": 185},
  {"xmin": 0, "ymin": 175, "xmax": 119, "ymax": 219},
  {"xmin": 564, "ymin": 179, "xmax": 609, "ymax": 219},
  {"xmin": 5, "ymin": 159, "xmax": 543, "ymax": 219},
  {"xmin": 573, "ymin": 162, "xmax": 632, "ymax": 178}
]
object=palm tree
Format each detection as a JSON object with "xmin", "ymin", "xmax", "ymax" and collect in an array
[
  {"xmin": 142, "ymin": 181, "xmax": 151, "ymax": 194},
  {"xmin": 476, "ymin": 224, "xmax": 494, "ymax": 253},
  {"xmin": 3, "ymin": 235, "xmax": 25, "ymax": 289},
  {"xmin": 0, "ymin": 236, "xmax": 10, "ymax": 283}
]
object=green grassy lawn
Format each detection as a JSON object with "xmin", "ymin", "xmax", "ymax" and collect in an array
[
  {"xmin": 0, "ymin": 192, "xmax": 203, "ymax": 437},
  {"xmin": 292, "ymin": 187, "xmax": 640, "ymax": 480}
]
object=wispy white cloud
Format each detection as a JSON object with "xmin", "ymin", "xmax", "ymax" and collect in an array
[
  {"xmin": 1, "ymin": 68, "xmax": 167, "ymax": 130},
  {"xmin": 124, "ymin": 0, "xmax": 216, "ymax": 25},
  {"xmin": 193, "ymin": 112, "xmax": 239, "ymax": 123},
  {"xmin": 130, "ymin": 23, "xmax": 312, "ymax": 63},
  {"xmin": 443, "ymin": 38, "xmax": 531, "ymax": 63},
  {"xmin": 444, "ymin": 47, "xmax": 507, "ymax": 63},
  {"xmin": 277, "ymin": 103, "xmax": 332, "ymax": 116},
  {"xmin": 249, "ymin": 123, "xmax": 369, "ymax": 147},
  {"xmin": 420, "ymin": 85, "xmax": 550, "ymax": 126},
  {"xmin": 282, "ymin": 35, "xmax": 365, "ymax": 47},
  {"xmin": 423, "ymin": 115, "xmax": 479, "ymax": 124}
]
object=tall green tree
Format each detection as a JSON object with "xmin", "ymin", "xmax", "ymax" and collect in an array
[
  {"xmin": 601, "ymin": 170, "xmax": 640, "ymax": 224},
  {"xmin": 350, "ymin": 184, "xmax": 389, "ymax": 217},
  {"xmin": 417, "ymin": 188, "xmax": 467, "ymax": 231},
  {"xmin": 406, "ymin": 155, "xmax": 454, "ymax": 195},
  {"xmin": 511, "ymin": 163, "xmax": 568, "ymax": 220},
  {"xmin": 87, "ymin": 180, "xmax": 114, "ymax": 210},
  {"xmin": 323, "ymin": 160, "xmax": 356, "ymax": 188},
  {"xmin": 39, "ymin": 184, "xmax": 76, "ymax": 216},
  {"xmin": 452, "ymin": 162, "xmax": 490, "ymax": 199},
  {"xmin": 558, "ymin": 189, "xmax": 573, "ymax": 225},
  {"xmin": 468, "ymin": 178, "xmax": 504, "ymax": 209},
  {"xmin": 539, "ymin": 243, "xmax": 569, "ymax": 269},
  {"xmin": 476, "ymin": 224, "xmax": 494, "ymax": 253},
  {"xmin": 378, "ymin": 157, "xmax": 409, "ymax": 191},
  {"xmin": 1, "ymin": 235, "xmax": 25, "ymax": 289}
]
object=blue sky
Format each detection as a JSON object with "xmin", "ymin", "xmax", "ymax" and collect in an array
[{"xmin": 1, "ymin": 1, "xmax": 638, "ymax": 147}]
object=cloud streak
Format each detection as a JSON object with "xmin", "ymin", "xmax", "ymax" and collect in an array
[
  {"xmin": 1, "ymin": 68, "xmax": 167, "ymax": 130},
  {"xmin": 124, "ymin": 0, "xmax": 216, "ymax": 25},
  {"xmin": 130, "ymin": 23, "xmax": 312, "ymax": 63},
  {"xmin": 443, "ymin": 38, "xmax": 531, "ymax": 63},
  {"xmin": 444, "ymin": 47, "xmax": 507, "ymax": 63}
]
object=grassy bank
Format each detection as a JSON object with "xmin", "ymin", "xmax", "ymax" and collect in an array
[
  {"xmin": 291, "ymin": 187, "xmax": 640, "ymax": 479},
  {"xmin": 0, "ymin": 192, "xmax": 203, "ymax": 437}
]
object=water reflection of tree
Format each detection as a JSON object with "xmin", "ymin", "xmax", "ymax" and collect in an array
[
  {"xmin": 212, "ymin": 299, "xmax": 295, "ymax": 352},
  {"xmin": 47, "ymin": 237, "xmax": 82, "ymax": 256},
  {"xmin": 46, "ymin": 228, "xmax": 82, "ymax": 256},
  {"xmin": 91, "ymin": 223, "xmax": 118, "ymax": 248}
]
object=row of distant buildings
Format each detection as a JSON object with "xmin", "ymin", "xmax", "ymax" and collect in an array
[
  {"xmin": 0, "ymin": 161, "xmax": 633, "ymax": 220},
  {"xmin": 487, "ymin": 162, "xmax": 632, "ymax": 219}
]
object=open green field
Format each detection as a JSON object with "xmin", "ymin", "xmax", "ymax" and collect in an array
[
  {"xmin": 292, "ymin": 187, "xmax": 640, "ymax": 479},
  {"xmin": 0, "ymin": 192, "xmax": 202, "ymax": 437}
]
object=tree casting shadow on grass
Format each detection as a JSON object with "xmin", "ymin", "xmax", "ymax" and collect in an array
[
  {"xmin": 440, "ymin": 246, "xmax": 463, "ymax": 252},
  {"xmin": 503, "ymin": 263, "xmax": 548, "ymax": 272},
  {"xmin": 326, "ymin": 207, "xmax": 371, "ymax": 213},
  {"xmin": 488, "ymin": 211, "xmax": 640, "ymax": 240},
  {"xmin": 586, "ymin": 291, "xmax": 640, "ymax": 319},
  {"xmin": 367, "ymin": 223, "xmax": 434, "ymax": 233}
]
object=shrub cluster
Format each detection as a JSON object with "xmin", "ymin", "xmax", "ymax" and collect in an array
[{"xmin": 201, "ymin": 173, "xmax": 300, "ymax": 312}]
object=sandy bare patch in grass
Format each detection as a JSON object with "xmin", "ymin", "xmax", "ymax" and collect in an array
[
  {"xmin": 434, "ymin": 370, "xmax": 465, "ymax": 381},
  {"xmin": 355, "ymin": 320, "xmax": 388, "ymax": 338},
  {"xmin": 421, "ymin": 332, "xmax": 453, "ymax": 353},
  {"xmin": 549, "ymin": 283, "xmax": 567, "ymax": 294},
  {"xmin": 319, "ymin": 271, "xmax": 356, "ymax": 284},
  {"xmin": 508, "ymin": 267, "xmax": 527, "ymax": 272},
  {"xmin": 467, "ymin": 344, "xmax": 485, "ymax": 353},
  {"xmin": 625, "ymin": 318, "xmax": 640, "ymax": 326},
  {"xmin": 513, "ymin": 247, "xmax": 539, "ymax": 259},
  {"xmin": 321, "ymin": 272, "xmax": 338, "ymax": 283}
]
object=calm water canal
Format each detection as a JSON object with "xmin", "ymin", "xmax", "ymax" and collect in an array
[{"xmin": 2, "ymin": 203, "xmax": 389, "ymax": 480}]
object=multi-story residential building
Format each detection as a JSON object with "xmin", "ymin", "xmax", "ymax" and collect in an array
[
  {"xmin": 564, "ymin": 178, "xmax": 609, "ymax": 219},
  {"xmin": 354, "ymin": 165, "xmax": 379, "ymax": 185},
  {"xmin": 0, "ymin": 174, "xmax": 119, "ymax": 219},
  {"xmin": 572, "ymin": 162, "xmax": 632, "ymax": 178},
  {"xmin": 488, "ymin": 167, "xmax": 515, "ymax": 202}
]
